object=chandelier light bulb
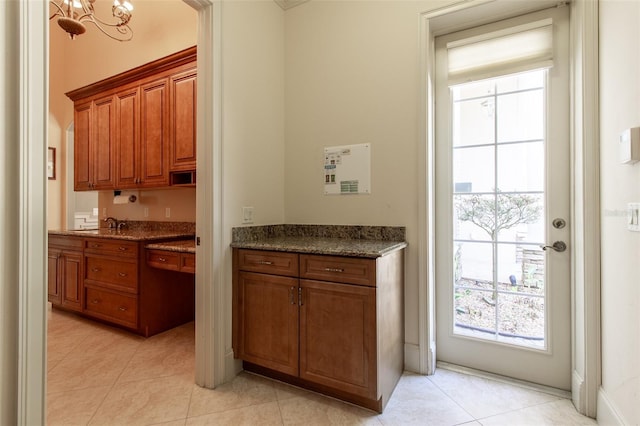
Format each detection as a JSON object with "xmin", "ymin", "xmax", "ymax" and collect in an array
[{"xmin": 50, "ymin": 0, "xmax": 134, "ymax": 41}]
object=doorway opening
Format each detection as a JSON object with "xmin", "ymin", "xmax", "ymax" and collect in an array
[{"xmin": 432, "ymin": 6, "xmax": 572, "ymax": 390}]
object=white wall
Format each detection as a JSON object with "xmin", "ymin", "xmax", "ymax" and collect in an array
[
  {"xmin": 598, "ymin": 1, "xmax": 640, "ymax": 424},
  {"xmin": 284, "ymin": 0, "xmax": 430, "ymax": 366}
]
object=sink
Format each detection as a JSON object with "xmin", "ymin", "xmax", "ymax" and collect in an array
[{"xmin": 71, "ymin": 228, "xmax": 100, "ymax": 234}]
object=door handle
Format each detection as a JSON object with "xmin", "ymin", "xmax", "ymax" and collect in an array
[{"xmin": 540, "ymin": 241, "xmax": 567, "ymax": 252}]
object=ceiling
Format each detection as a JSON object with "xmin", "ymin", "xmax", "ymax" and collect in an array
[{"xmin": 274, "ymin": 0, "xmax": 311, "ymax": 10}]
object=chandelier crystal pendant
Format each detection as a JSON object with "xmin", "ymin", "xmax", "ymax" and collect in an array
[{"xmin": 49, "ymin": 0, "xmax": 134, "ymax": 42}]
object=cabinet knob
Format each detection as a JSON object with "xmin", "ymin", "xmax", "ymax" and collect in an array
[
  {"xmin": 118, "ymin": 272, "xmax": 127, "ymax": 277},
  {"xmin": 118, "ymin": 306, "xmax": 127, "ymax": 311},
  {"xmin": 119, "ymin": 247, "xmax": 128, "ymax": 251},
  {"xmin": 158, "ymin": 257, "xmax": 167, "ymax": 262},
  {"xmin": 92, "ymin": 267, "xmax": 101, "ymax": 272},
  {"xmin": 91, "ymin": 299, "xmax": 99, "ymax": 304},
  {"xmin": 92, "ymin": 244, "xmax": 101, "ymax": 248}
]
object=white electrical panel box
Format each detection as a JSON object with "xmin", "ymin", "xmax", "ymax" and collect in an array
[
  {"xmin": 324, "ymin": 143, "xmax": 371, "ymax": 195},
  {"xmin": 619, "ymin": 127, "xmax": 640, "ymax": 164}
]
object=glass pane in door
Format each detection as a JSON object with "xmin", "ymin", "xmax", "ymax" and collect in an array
[{"xmin": 451, "ymin": 69, "xmax": 547, "ymax": 349}]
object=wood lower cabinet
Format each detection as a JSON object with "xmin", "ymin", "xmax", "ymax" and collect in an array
[
  {"xmin": 48, "ymin": 236, "xmax": 84, "ymax": 312},
  {"xmin": 233, "ymin": 248, "xmax": 404, "ymax": 412},
  {"xmin": 83, "ymin": 238, "xmax": 141, "ymax": 328},
  {"xmin": 236, "ymin": 271, "xmax": 299, "ymax": 376},
  {"xmin": 299, "ymin": 279, "xmax": 377, "ymax": 400},
  {"xmin": 146, "ymin": 249, "xmax": 195, "ymax": 274},
  {"xmin": 48, "ymin": 234, "xmax": 195, "ymax": 337}
]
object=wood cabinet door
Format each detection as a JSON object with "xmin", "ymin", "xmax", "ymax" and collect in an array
[
  {"xmin": 299, "ymin": 279, "xmax": 377, "ymax": 399},
  {"xmin": 61, "ymin": 251, "xmax": 83, "ymax": 312},
  {"xmin": 140, "ymin": 78, "xmax": 169, "ymax": 187},
  {"xmin": 115, "ymin": 87, "xmax": 140, "ymax": 189},
  {"xmin": 92, "ymin": 95, "xmax": 116, "ymax": 190},
  {"xmin": 237, "ymin": 271, "xmax": 299, "ymax": 376},
  {"xmin": 73, "ymin": 101, "xmax": 92, "ymax": 191},
  {"xmin": 48, "ymin": 248, "xmax": 62, "ymax": 305},
  {"xmin": 169, "ymin": 69, "xmax": 197, "ymax": 172}
]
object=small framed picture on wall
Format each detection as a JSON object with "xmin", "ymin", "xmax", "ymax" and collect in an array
[{"xmin": 47, "ymin": 147, "xmax": 56, "ymax": 180}]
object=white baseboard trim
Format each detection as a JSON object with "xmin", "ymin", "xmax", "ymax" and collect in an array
[
  {"xmin": 404, "ymin": 343, "xmax": 421, "ymax": 373},
  {"xmin": 597, "ymin": 387, "xmax": 627, "ymax": 426},
  {"xmin": 224, "ymin": 350, "xmax": 241, "ymax": 384},
  {"xmin": 572, "ymin": 370, "xmax": 585, "ymax": 414}
]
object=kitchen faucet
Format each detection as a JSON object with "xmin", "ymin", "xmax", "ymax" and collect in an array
[{"xmin": 104, "ymin": 216, "xmax": 118, "ymax": 229}]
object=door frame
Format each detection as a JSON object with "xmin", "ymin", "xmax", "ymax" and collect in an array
[
  {"xmin": 14, "ymin": 0, "xmax": 225, "ymax": 422},
  {"xmin": 417, "ymin": 0, "xmax": 600, "ymax": 417}
]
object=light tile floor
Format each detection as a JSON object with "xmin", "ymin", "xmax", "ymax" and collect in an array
[{"xmin": 47, "ymin": 309, "xmax": 597, "ymax": 425}]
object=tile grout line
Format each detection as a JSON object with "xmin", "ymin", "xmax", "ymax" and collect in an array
[{"xmin": 425, "ymin": 373, "xmax": 483, "ymax": 423}]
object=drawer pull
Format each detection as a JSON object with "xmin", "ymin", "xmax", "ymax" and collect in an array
[
  {"xmin": 118, "ymin": 306, "xmax": 127, "ymax": 311},
  {"xmin": 91, "ymin": 244, "xmax": 101, "ymax": 248},
  {"xmin": 119, "ymin": 247, "xmax": 128, "ymax": 251},
  {"xmin": 289, "ymin": 286, "xmax": 295, "ymax": 305},
  {"xmin": 298, "ymin": 287, "xmax": 303, "ymax": 306},
  {"xmin": 324, "ymin": 267, "xmax": 344, "ymax": 273},
  {"xmin": 158, "ymin": 257, "xmax": 167, "ymax": 262},
  {"xmin": 118, "ymin": 272, "xmax": 127, "ymax": 277},
  {"xmin": 257, "ymin": 261, "xmax": 273, "ymax": 265},
  {"xmin": 91, "ymin": 299, "xmax": 99, "ymax": 304},
  {"xmin": 92, "ymin": 267, "xmax": 101, "ymax": 272}
]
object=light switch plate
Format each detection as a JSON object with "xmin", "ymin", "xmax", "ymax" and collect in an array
[
  {"xmin": 242, "ymin": 206, "xmax": 254, "ymax": 224},
  {"xmin": 620, "ymin": 127, "xmax": 640, "ymax": 164},
  {"xmin": 628, "ymin": 203, "xmax": 640, "ymax": 231}
]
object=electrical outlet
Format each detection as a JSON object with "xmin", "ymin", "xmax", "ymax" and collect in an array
[
  {"xmin": 242, "ymin": 207, "xmax": 254, "ymax": 224},
  {"xmin": 102, "ymin": 208, "xmax": 107, "ymax": 217},
  {"xmin": 144, "ymin": 207, "xmax": 149, "ymax": 218},
  {"xmin": 165, "ymin": 207, "xmax": 171, "ymax": 218}
]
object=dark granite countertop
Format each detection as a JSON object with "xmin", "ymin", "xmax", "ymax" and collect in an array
[
  {"xmin": 49, "ymin": 228, "xmax": 195, "ymax": 241},
  {"xmin": 231, "ymin": 224, "xmax": 407, "ymax": 258},
  {"xmin": 145, "ymin": 239, "xmax": 195, "ymax": 254},
  {"xmin": 231, "ymin": 237, "xmax": 406, "ymax": 258},
  {"xmin": 49, "ymin": 220, "xmax": 195, "ymax": 242}
]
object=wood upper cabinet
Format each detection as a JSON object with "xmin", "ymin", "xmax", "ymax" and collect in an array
[
  {"xmin": 73, "ymin": 101, "xmax": 92, "ymax": 190},
  {"xmin": 73, "ymin": 96, "xmax": 116, "ymax": 191},
  {"xmin": 169, "ymin": 69, "xmax": 197, "ymax": 172},
  {"xmin": 139, "ymin": 77, "xmax": 170, "ymax": 187},
  {"xmin": 67, "ymin": 46, "xmax": 197, "ymax": 191},
  {"xmin": 114, "ymin": 87, "xmax": 140, "ymax": 188}
]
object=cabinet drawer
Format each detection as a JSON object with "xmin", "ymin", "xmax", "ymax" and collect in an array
[
  {"xmin": 85, "ymin": 255, "xmax": 138, "ymax": 293},
  {"xmin": 146, "ymin": 249, "xmax": 180, "ymax": 271},
  {"xmin": 181, "ymin": 253, "xmax": 195, "ymax": 274},
  {"xmin": 300, "ymin": 254, "xmax": 376, "ymax": 287},
  {"xmin": 49, "ymin": 235, "xmax": 83, "ymax": 250},
  {"xmin": 85, "ymin": 286, "xmax": 137, "ymax": 328},
  {"xmin": 238, "ymin": 249, "xmax": 299, "ymax": 277},
  {"xmin": 84, "ymin": 239, "xmax": 138, "ymax": 258}
]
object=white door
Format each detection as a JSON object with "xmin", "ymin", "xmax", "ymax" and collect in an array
[{"xmin": 434, "ymin": 7, "xmax": 571, "ymax": 390}]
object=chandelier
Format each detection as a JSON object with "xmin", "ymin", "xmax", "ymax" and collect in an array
[{"xmin": 49, "ymin": 0, "xmax": 134, "ymax": 42}]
